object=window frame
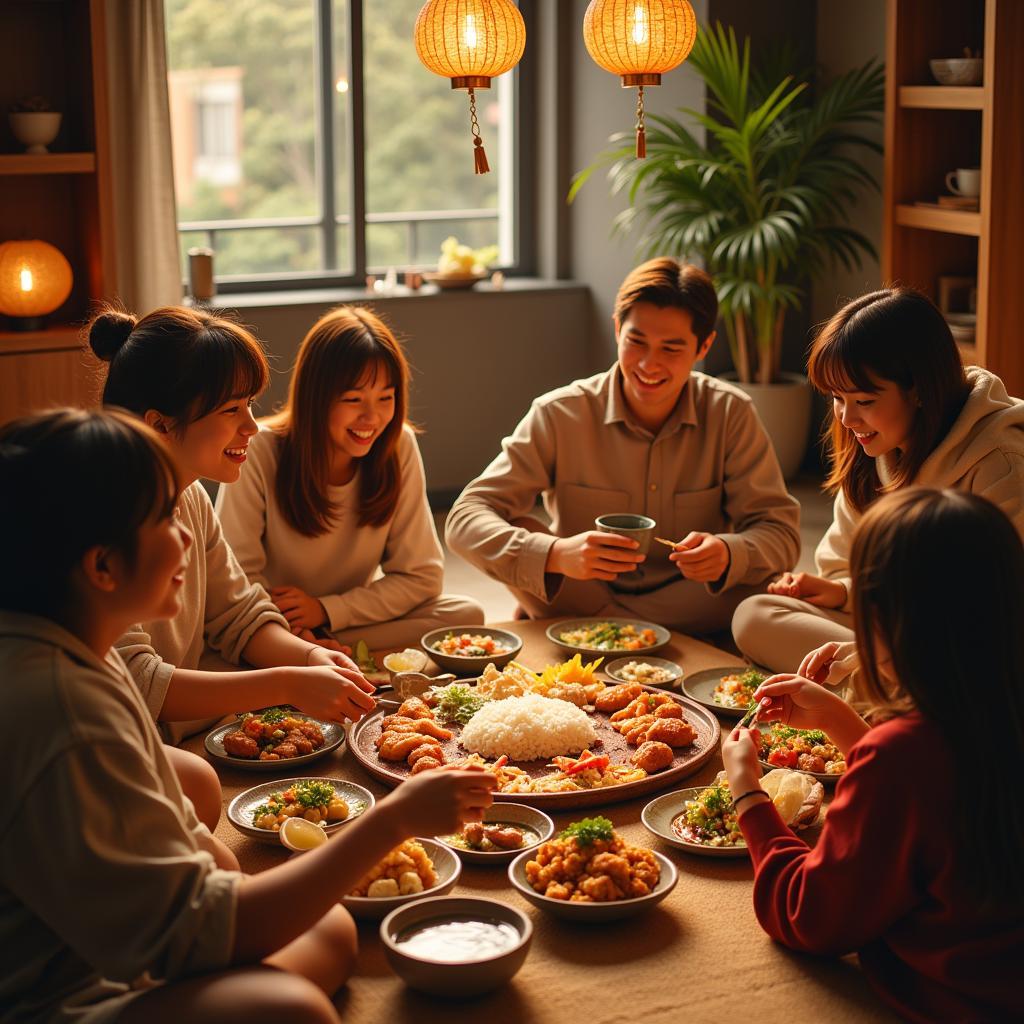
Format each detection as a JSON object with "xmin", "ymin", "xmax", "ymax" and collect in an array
[{"xmin": 173, "ymin": 0, "xmax": 536, "ymax": 294}]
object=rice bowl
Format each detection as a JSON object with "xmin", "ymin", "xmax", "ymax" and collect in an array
[{"xmin": 460, "ymin": 693, "xmax": 597, "ymax": 761}]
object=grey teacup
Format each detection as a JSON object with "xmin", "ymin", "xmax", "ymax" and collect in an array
[{"xmin": 594, "ymin": 513, "xmax": 656, "ymax": 555}]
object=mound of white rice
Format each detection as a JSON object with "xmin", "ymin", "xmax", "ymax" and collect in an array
[{"xmin": 460, "ymin": 693, "xmax": 597, "ymax": 761}]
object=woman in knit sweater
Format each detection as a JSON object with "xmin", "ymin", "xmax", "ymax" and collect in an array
[
  {"xmin": 732, "ymin": 287, "xmax": 1024, "ymax": 674},
  {"xmin": 216, "ymin": 306, "xmax": 483, "ymax": 649},
  {"xmin": 723, "ymin": 488, "xmax": 1024, "ymax": 1023},
  {"xmin": 89, "ymin": 307, "xmax": 376, "ymax": 823}
]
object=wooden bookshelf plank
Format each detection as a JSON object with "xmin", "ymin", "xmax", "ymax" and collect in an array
[
  {"xmin": 895, "ymin": 203, "xmax": 982, "ymax": 236},
  {"xmin": 0, "ymin": 153, "xmax": 96, "ymax": 176},
  {"xmin": 898, "ymin": 85, "xmax": 984, "ymax": 109}
]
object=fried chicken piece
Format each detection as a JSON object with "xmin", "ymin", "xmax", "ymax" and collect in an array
[
  {"xmin": 284, "ymin": 730, "xmax": 314, "ymax": 755},
  {"xmin": 409, "ymin": 755, "xmax": 441, "ymax": 774},
  {"xmin": 609, "ymin": 691, "xmax": 673, "ymax": 722},
  {"xmin": 298, "ymin": 721, "xmax": 325, "ymax": 745},
  {"xmin": 463, "ymin": 821, "xmax": 485, "ymax": 846},
  {"xmin": 615, "ymin": 714, "xmax": 657, "ymax": 743},
  {"xmin": 222, "ymin": 730, "xmax": 259, "ymax": 758},
  {"xmin": 396, "ymin": 697, "xmax": 434, "ymax": 719},
  {"xmin": 379, "ymin": 732, "xmax": 437, "ymax": 761},
  {"xmin": 594, "ymin": 683, "xmax": 642, "ymax": 713},
  {"xmin": 406, "ymin": 742, "xmax": 444, "ymax": 766},
  {"xmin": 630, "ymin": 740, "xmax": 674, "ymax": 772},
  {"xmin": 483, "ymin": 825, "xmax": 525, "ymax": 849},
  {"xmin": 654, "ymin": 701, "xmax": 682, "ymax": 719},
  {"xmin": 644, "ymin": 717, "xmax": 697, "ymax": 747},
  {"xmin": 577, "ymin": 873, "xmax": 622, "ymax": 902},
  {"xmin": 269, "ymin": 741, "xmax": 298, "ymax": 758}
]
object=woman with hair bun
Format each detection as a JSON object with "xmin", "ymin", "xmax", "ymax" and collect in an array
[
  {"xmin": 216, "ymin": 305, "xmax": 483, "ymax": 649},
  {"xmin": 732, "ymin": 287, "xmax": 1024, "ymax": 677},
  {"xmin": 88, "ymin": 306, "xmax": 375, "ymax": 821}
]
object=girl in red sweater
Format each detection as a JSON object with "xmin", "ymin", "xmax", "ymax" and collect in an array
[{"xmin": 723, "ymin": 487, "xmax": 1024, "ymax": 1023}]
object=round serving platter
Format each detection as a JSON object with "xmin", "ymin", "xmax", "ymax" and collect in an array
[
  {"xmin": 348, "ymin": 681, "xmax": 720, "ymax": 810},
  {"xmin": 546, "ymin": 617, "xmax": 671, "ymax": 657},
  {"xmin": 205, "ymin": 714, "xmax": 346, "ymax": 772}
]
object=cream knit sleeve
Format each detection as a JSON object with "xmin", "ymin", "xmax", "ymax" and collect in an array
[
  {"xmin": 215, "ymin": 428, "xmax": 274, "ymax": 589},
  {"xmin": 815, "ymin": 491, "xmax": 857, "ymax": 612}
]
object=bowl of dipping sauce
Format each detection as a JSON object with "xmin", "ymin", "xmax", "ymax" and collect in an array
[{"xmin": 380, "ymin": 896, "xmax": 532, "ymax": 997}]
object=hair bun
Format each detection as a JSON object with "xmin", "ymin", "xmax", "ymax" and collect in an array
[{"xmin": 89, "ymin": 309, "xmax": 137, "ymax": 361}]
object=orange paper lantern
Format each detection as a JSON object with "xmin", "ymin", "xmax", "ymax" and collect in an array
[
  {"xmin": 0, "ymin": 239, "xmax": 73, "ymax": 329},
  {"xmin": 414, "ymin": 0, "xmax": 526, "ymax": 174},
  {"xmin": 583, "ymin": 0, "xmax": 698, "ymax": 157}
]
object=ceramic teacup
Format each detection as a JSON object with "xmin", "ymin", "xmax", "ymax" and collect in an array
[
  {"xmin": 945, "ymin": 167, "xmax": 980, "ymax": 198},
  {"xmin": 594, "ymin": 513, "xmax": 657, "ymax": 555}
]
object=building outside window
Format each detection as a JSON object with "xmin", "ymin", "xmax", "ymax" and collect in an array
[{"xmin": 164, "ymin": 0, "xmax": 522, "ymax": 291}]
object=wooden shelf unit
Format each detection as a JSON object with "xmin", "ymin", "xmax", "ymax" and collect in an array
[
  {"xmin": 0, "ymin": 0, "xmax": 113, "ymax": 424},
  {"xmin": 883, "ymin": 0, "xmax": 1024, "ymax": 397}
]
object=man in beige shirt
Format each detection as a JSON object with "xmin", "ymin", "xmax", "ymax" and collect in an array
[{"xmin": 446, "ymin": 259, "xmax": 800, "ymax": 632}]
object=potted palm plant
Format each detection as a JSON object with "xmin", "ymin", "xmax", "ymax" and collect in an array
[{"xmin": 571, "ymin": 23, "xmax": 884, "ymax": 477}]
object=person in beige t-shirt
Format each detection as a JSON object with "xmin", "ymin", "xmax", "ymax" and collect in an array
[
  {"xmin": 0, "ymin": 409, "xmax": 494, "ymax": 1024},
  {"xmin": 446, "ymin": 259, "xmax": 800, "ymax": 632}
]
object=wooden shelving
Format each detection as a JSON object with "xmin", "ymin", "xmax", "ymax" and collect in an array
[
  {"xmin": 895, "ymin": 204, "xmax": 981, "ymax": 236},
  {"xmin": 0, "ymin": 324, "xmax": 83, "ymax": 354},
  {"xmin": 898, "ymin": 85, "xmax": 984, "ymax": 109},
  {"xmin": 883, "ymin": 0, "xmax": 1024, "ymax": 395},
  {"xmin": 0, "ymin": 153, "xmax": 96, "ymax": 175}
]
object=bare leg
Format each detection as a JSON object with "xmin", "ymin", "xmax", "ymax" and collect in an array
[
  {"xmin": 265, "ymin": 904, "xmax": 358, "ymax": 996},
  {"xmin": 119, "ymin": 965, "xmax": 339, "ymax": 1024},
  {"xmin": 164, "ymin": 745, "xmax": 223, "ymax": 833}
]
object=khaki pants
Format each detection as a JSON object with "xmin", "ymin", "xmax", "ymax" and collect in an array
[
  {"xmin": 731, "ymin": 593, "xmax": 854, "ymax": 674},
  {"xmin": 330, "ymin": 594, "xmax": 485, "ymax": 649}
]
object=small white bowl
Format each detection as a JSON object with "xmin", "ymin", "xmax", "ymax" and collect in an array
[
  {"xmin": 929, "ymin": 58, "xmax": 983, "ymax": 86},
  {"xmin": 342, "ymin": 838, "xmax": 461, "ymax": 920},
  {"xmin": 382, "ymin": 648, "xmax": 430, "ymax": 685},
  {"xmin": 381, "ymin": 896, "xmax": 532, "ymax": 997}
]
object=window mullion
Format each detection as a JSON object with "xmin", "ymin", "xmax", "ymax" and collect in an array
[
  {"xmin": 316, "ymin": 0, "xmax": 338, "ymax": 271},
  {"xmin": 347, "ymin": 0, "xmax": 367, "ymax": 280}
]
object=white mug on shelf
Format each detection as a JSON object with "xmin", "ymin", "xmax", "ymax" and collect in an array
[{"xmin": 945, "ymin": 167, "xmax": 981, "ymax": 197}]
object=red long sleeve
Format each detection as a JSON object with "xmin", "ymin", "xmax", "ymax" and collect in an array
[{"xmin": 739, "ymin": 713, "xmax": 1024, "ymax": 1022}]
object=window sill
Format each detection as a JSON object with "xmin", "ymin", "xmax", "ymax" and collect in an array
[{"xmin": 201, "ymin": 277, "xmax": 585, "ymax": 311}]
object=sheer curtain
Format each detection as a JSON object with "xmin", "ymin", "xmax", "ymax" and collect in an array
[{"xmin": 102, "ymin": 0, "xmax": 182, "ymax": 312}]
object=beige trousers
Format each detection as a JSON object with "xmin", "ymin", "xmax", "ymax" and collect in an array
[
  {"xmin": 731, "ymin": 593, "xmax": 854, "ymax": 674},
  {"xmin": 330, "ymin": 594, "xmax": 485, "ymax": 649}
]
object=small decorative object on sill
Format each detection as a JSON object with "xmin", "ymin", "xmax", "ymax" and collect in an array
[
  {"xmin": 365, "ymin": 275, "xmax": 378, "ymax": 294},
  {"xmin": 404, "ymin": 271, "xmax": 423, "ymax": 291},
  {"xmin": 490, "ymin": 270, "xmax": 505, "ymax": 290},
  {"xmin": 414, "ymin": 0, "xmax": 526, "ymax": 174},
  {"xmin": 582, "ymin": 0, "xmax": 698, "ymax": 158},
  {"xmin": 187, "ymin": 247, "xmax": 215, "ymax": 303},
  {"xmin": 8, "ymin": 96, "xmax": 62, "ymax": 154},
  {"xmin": 0, "ymin": 239, "xmax": 73, "ymax": 331}
]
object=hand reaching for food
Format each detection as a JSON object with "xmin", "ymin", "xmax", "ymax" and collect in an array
[
  {"xmin": 284, "ymin": 664, "xmax": 376, "ymax": 724},
  {"xmin": 545, "ymin": 530, "xmax": 644, "ymax": 581},
  {"xmin": 767, "ymin": 571, "xmax": 847, "ymax": 608},
  {"xmin": 798, "ymin": 640, "xmax": 859, "ymax": 686},
  {"xmin": 668, "ymin": 532, "xmax": 730, "ymax": 583},
  {"xmin": 752, "ymin": 673, "xmax": 869, "ymax": 753},
  {"xmin": 380, "ymin": 766, "xmax": 496, "ymax": 837}
]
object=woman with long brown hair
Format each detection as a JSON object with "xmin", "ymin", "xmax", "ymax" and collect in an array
[
  {"xmin": 721, "ymin": 488, "xmax": 1024, "ymax": 1021},
  {"xmin": 217, "ymin": 305, "xmax": 482, "ymax": 648},
  {"xmin": 733, "ymin": 286, "xmax": 1024, "ymax": 674}
]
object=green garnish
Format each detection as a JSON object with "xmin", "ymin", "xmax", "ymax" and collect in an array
[
  {"xmin": 560, "ymin": 816, "xmax": 615, "ymax": 845},
  {"xmin": 700, "ymin": 783, "xmax": 730, "ymax": 813},
  {"xmin": 291, "ymin": 780, "xmax": 335, "ymax": 808},
  {"xmin": 354, "ymin": 640, "xmax": 378, "ymax": 673},
  {"xmin": 430, "ymin": 683, "xmax": 487, "ymax": 725},
  {"xmin": 738, "ymin": 669, "xmax": 766, "ymax": 688},
  {"xmin": 771, "ymin": 724, "xmax": 828, "ymax": 745}
]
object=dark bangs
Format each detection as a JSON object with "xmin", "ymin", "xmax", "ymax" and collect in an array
[
  {"xmin": 184, "ymin": 322, "xmax": 270, "ymax": 422},
  {"xmin": 807, "ymin": 320, "xmax": 885, "ymax": 396}
]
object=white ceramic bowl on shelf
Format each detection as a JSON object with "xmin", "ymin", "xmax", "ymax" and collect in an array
[{"xmin": 929, "ymin": 58, "xmax": 983, "ymax": 86}]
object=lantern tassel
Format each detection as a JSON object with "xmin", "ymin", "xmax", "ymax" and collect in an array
[
  {"xmin": 635, "ymin": 85, "xmax": 647, "ymax": 159},
  {"xmin": 468, "ymin": 88, "xmax": 490, "ymax": 175}
]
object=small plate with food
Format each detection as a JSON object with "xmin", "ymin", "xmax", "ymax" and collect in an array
[
  {"xmin": 682, "ymin": 666, "xmax": 767, "ymax": 717},
  {"xmin": 507, "ymin": 816, "xmax": 677, "ymax": 922},
  {"xmin": 437, "ymin": 803, "xmax": 554, "ymax": 864},
  {"xmin": 205, "ymin": 707, "xmax": 345, "ymax": 771},
  {"xmin": 757, "ymin": 723, "xmax": 846, "ymax": 782},
  {"xmin": 546, "ymin": 618, "xmax": 670, "ymax": 657},
  {"xmin": 227, "ymin": 777, "xmax": 374, "ymax": 844},
  {"xmin": 603, "ymin": 656, "xmax": 682, "ymax": 689},
  {"xmin": 642, "ymin": 769, "xmax": 823, "ymax": 857},
  {"xmin": 343, "ymin": 838, "xmax": 461, "ymax": 920},
  {"xmin": 420, "ymin": 626, "xmax": 523, "ymax": 675}
]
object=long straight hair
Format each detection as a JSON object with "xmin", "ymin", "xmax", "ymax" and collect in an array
[
  {"xmin": 265, "ymin": 306, "xmax": 410, "ymax": 535},
  {"xmin": 807, "ymin": 288, "xmax": 969, "ymax": 512},
  {"xmin": 850, "ymin": 488, "xmax": 1024, "ymax": 911}
]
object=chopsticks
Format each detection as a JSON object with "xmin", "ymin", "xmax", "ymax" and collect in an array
[
  {"xmin": 654, "ymin": 536, "xmax": 679, "ymax": 550},
  {"xmin": 737, "ymin": 697, "xmax": 767, "ymax": 730}
]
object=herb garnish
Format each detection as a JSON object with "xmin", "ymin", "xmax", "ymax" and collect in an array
[
  {"xmin": 430, "ymin": 683, "xmax": 487, "ymax": 724},
  {"xmin": 292, "ymin": 780, "xmax": 335, "ymax": 808},
  {"xmin": 560, "ymin": 816, "xmax": 615, "ymax": 845}
]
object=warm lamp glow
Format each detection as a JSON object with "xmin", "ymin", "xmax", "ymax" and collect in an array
[
  {"xmin": 583, "ymin": 0, "xmax": 698, "ymax": 157},
  {"xmin": 0, "ymin": 240, "xmax": 73, "ymax": 327},
  {"xmin": 414, "ymin": 0, "xmax": 526, "ymax": 173}
]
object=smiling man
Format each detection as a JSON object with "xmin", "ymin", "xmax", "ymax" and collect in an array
[{"xmin": 445, "ymin": 259, "xmax": 800, "ymax": 632}]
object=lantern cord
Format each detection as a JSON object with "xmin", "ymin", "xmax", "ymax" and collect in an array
[
  {"xmin": 468, "ymin": 88, "xmax": 490, "ymax": 174},
  {"xmin": 635, "ymin": 85, "xmax": 647, "ymax": 159}
]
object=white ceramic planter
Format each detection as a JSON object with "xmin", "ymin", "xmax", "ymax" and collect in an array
[
  {"xmin": 9, "ymin": 112, "xmax": 62, "ymax": 154},
  {"xmin": 723, "ymin": 372, "xmax": 812, "ymax": 480}
]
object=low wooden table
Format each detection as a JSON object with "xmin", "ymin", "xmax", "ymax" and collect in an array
[{"xmin": 185, "ymin": 619, "xmax": 893, "ymax": 1022}]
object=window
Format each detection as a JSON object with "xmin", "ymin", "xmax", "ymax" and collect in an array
[{"xmin": 165, "ymin": 0, "xmax": 525, "ymax": 291}]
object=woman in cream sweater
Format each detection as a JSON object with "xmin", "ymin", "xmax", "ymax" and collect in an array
[
  {"xmin": 216, "ymin": 306, "xmax": 483, "ymax": 649},
  {"xmin": 733, "ymin": 287, "xmax": 1024, "ymax": 675}
]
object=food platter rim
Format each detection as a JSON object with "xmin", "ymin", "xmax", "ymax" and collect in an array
[
  {"xmin": 204, "ymin": 713, "xmax": 346, "ymax": 772},
  {"xmin": 226, "ymin": 776, "xmax": 376, "ymax": 844}
]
